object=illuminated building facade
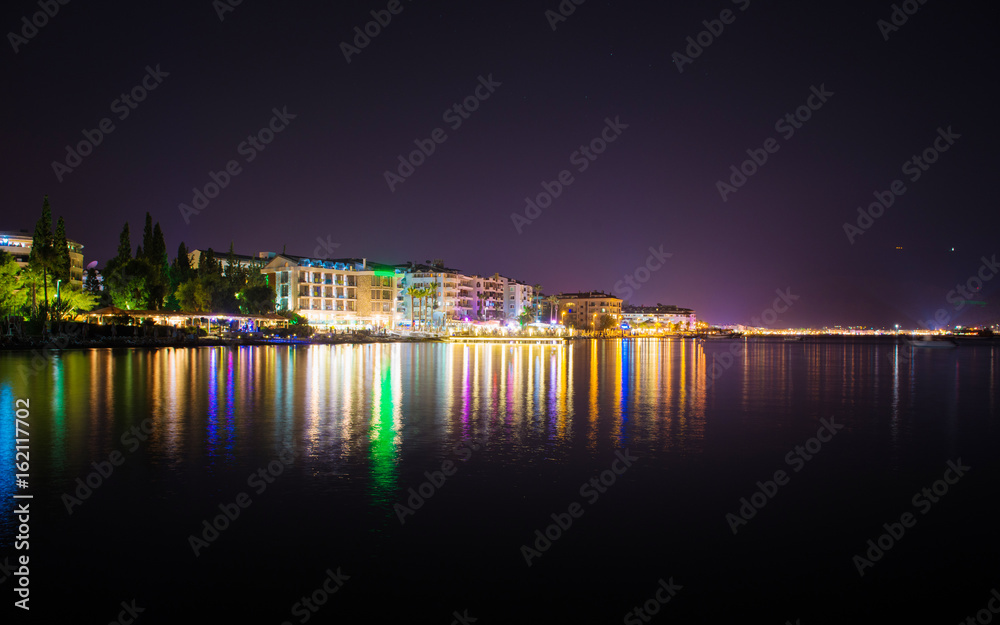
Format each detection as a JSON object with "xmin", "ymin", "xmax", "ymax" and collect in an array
[
  {"xmin": 556, "ymin": 291, "xmax": 622, "ymax": 329},
  {"xmin": 1, "ymin": 229, "xmax": 85, "ymax": 288},
  {"xmin": 622, "ymin": 305, "xmax": 697, "ymax": 330},
  {"xmin": 261, "ymin": 254, "xmax": 398, "ymax": 329}
]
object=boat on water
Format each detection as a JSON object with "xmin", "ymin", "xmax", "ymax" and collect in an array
[
  {"xmin": 783, "ymin": 336, "xmax": 804, "ymax": 342},
  {"xmin": 908, "ymin": 336, "xmax": 957, "ymax": 349}
]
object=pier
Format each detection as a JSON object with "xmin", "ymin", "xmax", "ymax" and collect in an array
[{"xmin": 447, "ymin": 336, "xmax": 567, "ymax": 345}]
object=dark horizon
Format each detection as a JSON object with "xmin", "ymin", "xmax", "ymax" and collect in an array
[{"xmin": 3, "ymin": 1, "xmax": 997, "ymax": 328}]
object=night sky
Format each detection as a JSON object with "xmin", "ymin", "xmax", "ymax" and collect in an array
[{"xmin": 3, "ymin": 0, "xmax": 997, "ymax": 328}]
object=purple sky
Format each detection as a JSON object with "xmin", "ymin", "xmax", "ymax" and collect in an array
[{"xmin": 2, "ymin": 1, "xmax": 997, "ymax": 327}]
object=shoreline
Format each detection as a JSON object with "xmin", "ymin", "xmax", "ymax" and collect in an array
[
  {"xmin": 0, "ymin": 335, "xmax": 447, "ymax": 351},
  {"xmin": 1, "ymin": 333, "xmax": 996, "ymax": 352}
]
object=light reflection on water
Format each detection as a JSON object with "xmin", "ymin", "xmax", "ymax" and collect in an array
[{"xmin": 0, "ymin": 338, "xmax": 997, "ymax": 537}]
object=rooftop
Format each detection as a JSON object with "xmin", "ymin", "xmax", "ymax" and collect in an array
[{"xmin": 557, "ymin": 291, "xmax": 619, "ymax": 300}]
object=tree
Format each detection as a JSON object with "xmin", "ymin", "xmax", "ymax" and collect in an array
[
  {"xmin": 405, "ymin": 285, "xmax": 420, "ymax": 328},
  {"xmin": 50, "ymin": 285, "xmax": 97, "ymax": 321},
  {"xmin": 517, "ymin": 306, "xmax": 533, "ymax": 327},
  {"xmin": 140, "ymin": 213, "xmax": 155, "ymax": 260},
  {"xmin": 116, "ymin": 222, "xmax": 132, "ymax": 264},
  {"xmin": 0, "ymin": 252, "xmax": 27, "ymax": 334},
  {"xmin": 84, "ymin": 267, "xmax": 102, "ymax": 297},
  {"xmin": 199, "ymin": 248, "xmax": 222, "ymax": 281},
  {"xmin": 546, "ymin": 295, "xmax": 560, "ymax": 323},
  {"xmin": 175, "ymin": 278, "xmax": 211, "ymax": 313},
  {"xmin": 146, "ymin": 221, "xmax": 169, "ymax": 309},
  {"xmin": 103, "ymin": 221, "xmax": 154, "ymax": 310},
  {"xmin": 104, "ymin": 258, "xmax": 151, "ymax": 310},
  {"xmin": 166, "ymin": 242, "xmax": 192, "ymax": 311},
  {"xmin": 27, "ymin": 197, "xmax": 56, "ymax": 330},
  {"xmin": 597, "ymin": 314, "xmax": 617, "ymax": 334},
  {"xmin": 532, "ymin": 284, "xmax": 543, "ymax": 321},
  {"xmin": 238, "ymin": 284, "xmax": 275, "ymax": 315},
  {"xmin": 52, "ymin": 216, "xmax": 71, "ymax": 285}
]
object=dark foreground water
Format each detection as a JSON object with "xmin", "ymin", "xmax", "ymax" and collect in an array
[{"xmin": 1, "ymin": 338, "xmax": 998, "ymax": 623}]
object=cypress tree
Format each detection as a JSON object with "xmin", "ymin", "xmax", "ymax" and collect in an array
[
  {"xmin": 52, "ymin": 216, "xmax": 71, "ymax": 284},
  {"xmin": 27, "ymin": 196, "xmax": 54, "ymax": 320},
  {"xmin": 116, "ymin": 222, "xmax": 132, "ymax": 264},
  {"xmin": 140, "ymin": 212, "xmax": 154, "ymax": 261}
]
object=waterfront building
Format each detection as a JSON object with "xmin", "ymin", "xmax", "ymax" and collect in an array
[
  {"xmin": 261, "ymin": 254, "xmax": 397, "ymax": 330},
  {"xmin": 395, "ymin": 261, "xmax": 465, "ymax": 327},
  {"xmin": 478, "ymin": 273, "xmax": 506, "ymax": 321},
  {"xmin": 621, "ymin": 305, "xmax": 697, "ymax": 331},
  {"xmin": 556, "ymin": 291, "xmax": 622, "ymax": 329},
  {"xmin": 504, "ymin": 279, "xmax": 534, "ymax": 320},
  {"xmin": 0, "ymin": 228, "xmax": 85, "ymax": 288}
]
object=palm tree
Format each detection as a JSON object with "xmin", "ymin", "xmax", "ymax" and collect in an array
[
  {"xmin": 404, "ymin": 285, "xmax": 421, "ymax": 329},
  {"xmin": 531, "ymin": 284, "xmax": 542, "ymax": 321},
  {"xmin": 546, "ymin": 295, "xmax": 560, "ymax": 323},
  {"xmin": 415, "ymin": 286, "xmax": 431, "ymax": 330}
]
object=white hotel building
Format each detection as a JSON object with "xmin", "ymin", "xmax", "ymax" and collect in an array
[
  {"xmin": 260, "ymin": 254, "xmax": 398, "ymax": 330},
  {"xmin": 394, "ymin": 263, "xmax": 535, "ymax": 326}
]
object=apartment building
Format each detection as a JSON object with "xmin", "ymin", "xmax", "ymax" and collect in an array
[
  {"xmin": 504, "ymin": 279, "xmax": 534, "ymax": 320},
  {"xmin": 0, "ymin": 229, "xmax": 85, "ymax": 288},
  {"xmin": 261, "ymin": 254, "xmax": 397, "ymax": 329},
  {"xmin": 556, "ymin": 291, "xmax": 622, "ymax": 329},
  {"xmin": 621, "ymin": 305, "xmax": 696, "ymax": 330},
  {"xmin": 394, "ymin": 261, "xmax": 471, "ymax": 326}
]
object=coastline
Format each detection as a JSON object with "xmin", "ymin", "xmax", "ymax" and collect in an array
[
  {"xmin": 0, "ymin": 334, "xmax": 447, "ymax": 351},
  {"xmin": 2, "ymin": 333, "xmax": 995, "ymax": 352}
]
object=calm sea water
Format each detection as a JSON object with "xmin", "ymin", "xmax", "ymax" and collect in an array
[{"xmin": 1, "ymin": 338, "xmax": 998, "ymax": 623}]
